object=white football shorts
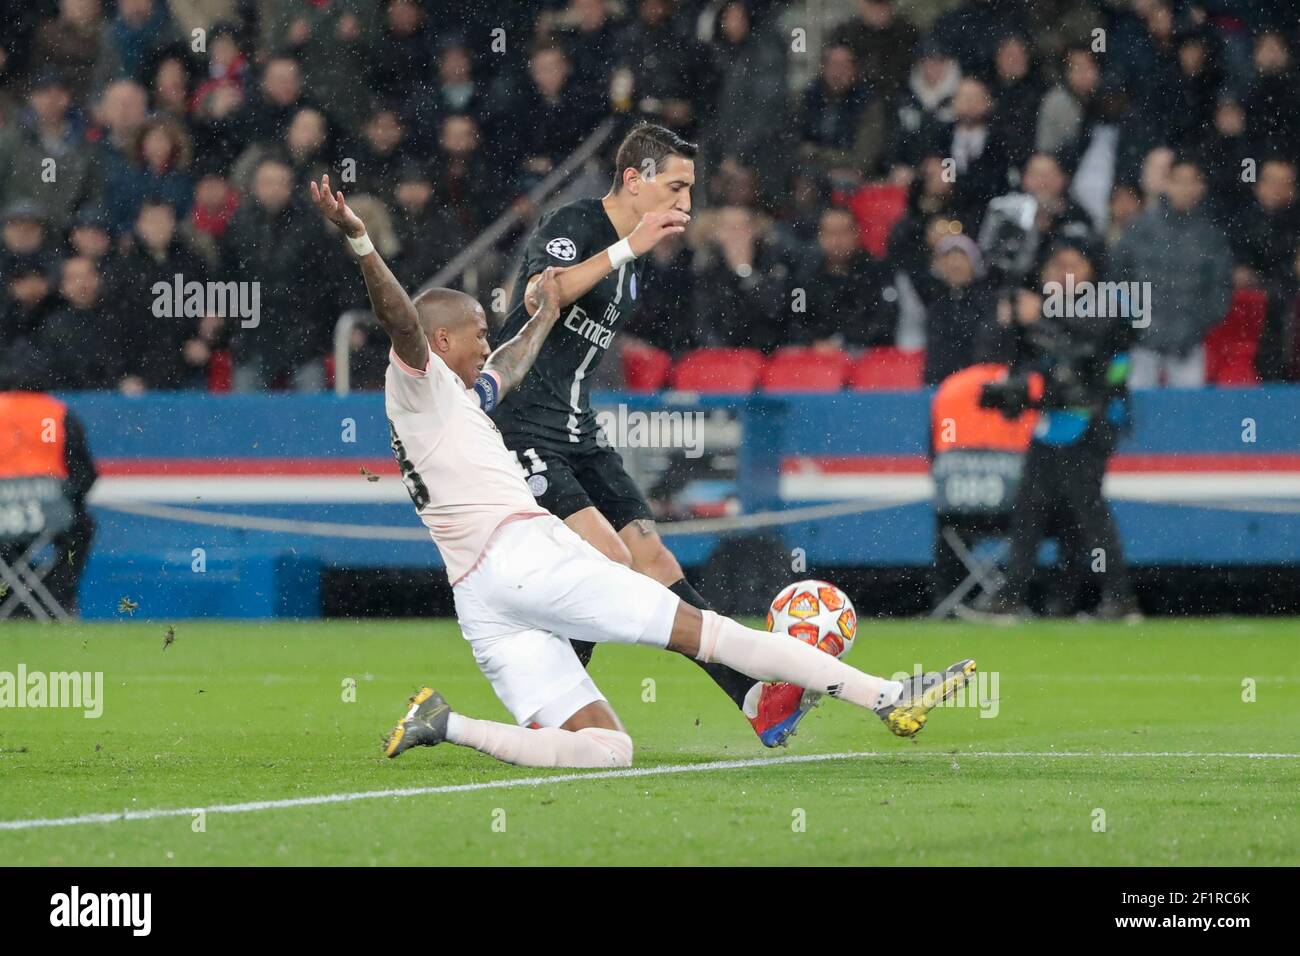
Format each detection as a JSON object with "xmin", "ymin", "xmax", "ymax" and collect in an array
[{"xmin": 452, "ymin": 514, "xmax": 680, "ymax": 727}]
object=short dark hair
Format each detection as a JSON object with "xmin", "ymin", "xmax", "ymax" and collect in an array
[{"xmin": 612, "ymin": 123, "xmax": 697, "ymax": 192}]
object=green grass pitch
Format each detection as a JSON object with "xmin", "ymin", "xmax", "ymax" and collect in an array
[{"xmin": 1, "ymin": 618, "xmax": 1297, "ymax": 866}]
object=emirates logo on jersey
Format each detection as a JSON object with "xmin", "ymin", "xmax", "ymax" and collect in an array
[{"xmin": 545, "ymin": 237, "xmax": 577, "ymax": 261}]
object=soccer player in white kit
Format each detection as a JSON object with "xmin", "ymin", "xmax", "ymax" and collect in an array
[{"xmin": 310, "ymin": 175, "xmax": 977, "ymax": 769}]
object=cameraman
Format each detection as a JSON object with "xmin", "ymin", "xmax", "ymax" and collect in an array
[{"xmin": 972, "ymin": 241, "xmax": 1142, "ymax": 621}]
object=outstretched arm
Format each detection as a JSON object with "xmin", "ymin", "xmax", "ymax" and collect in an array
[
  {"xmin": 521, "ymin": 209, "xmax": 690, "ymax": 315},
  {"xmin": 484, "ymin": 266, "xmax": 564, "ymax": 398},
  {"xmin": 309, "ymin": 174, "xmax": 429, "ymax": 372}
]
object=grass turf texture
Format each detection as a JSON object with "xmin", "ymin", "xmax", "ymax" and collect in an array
[{"xmin": 1, "ymin": 618, "xmax": 1297, "ymax": 866}]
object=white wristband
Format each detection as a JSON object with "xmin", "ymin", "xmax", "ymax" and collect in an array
[
  {"xmin": 348, "ymin": 232, "xmax": 375, "ymax": 257},
  {"xmin": 607, "ymin": 237, "xmax": 636, "ymax": 269}
]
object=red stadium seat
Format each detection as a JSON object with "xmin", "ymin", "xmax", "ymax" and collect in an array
[
  {"xmin": 1205, "ymin": 288, "xmax": 1266, "ymax": 386},
  {"xmin": 669, "ymin": 348, "xmax": 766, "ymax": 393},
  {"xmin": 621, "ymin": 343, "xmax": 672, "ymax": 392},
  {"xmin": 208, "ymin": 349, "xmax": 232, "ymax": 392},
  {"xmin": 760, "ymin": 347, "xmax": 850, "ymax": 392},
  {"xmin": 848, "ymin": 347, "xmax": 925, "ymax": 391},
  {"xmin": 841, "ymin": 183, "xmax": 908, "ymax": 258}
]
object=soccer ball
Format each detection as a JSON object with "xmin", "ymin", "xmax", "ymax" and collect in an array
[{"xmin": 766, "ymin": 580, "xmax": 858, "ymax": 659}]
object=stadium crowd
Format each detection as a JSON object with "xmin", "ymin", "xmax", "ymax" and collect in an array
[{"xmin": 2, "ymin": 0, "xmax": 1300, "ymax": 393}]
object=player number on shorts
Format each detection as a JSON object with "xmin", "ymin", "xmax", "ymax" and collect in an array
[
  {"xmin": 388, "ymin": 420, "xmax": 431, "ymax": 509},
  {"xmin": 515, "ymin": 448, "xmax": 548, "ymax": 476}
]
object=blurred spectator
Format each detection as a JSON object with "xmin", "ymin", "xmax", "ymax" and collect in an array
[
  {"xmin": 615, "ymin": 0, "xmax": 712, "ymax": 135},
  {"xmin": 370, "ymin": 0, "xmax": 431, "ymax": 102},
  {"xmin": 624, "ymin": 233, "xmax": 697, "ymax": 354},
  {"xmin": 1111, "ymin": 158, "xmax": 1232, "ymax": 388},
  {"xmin": 32, "ymin": 0, "xmax": 105, "ymax": 105},
  {"xmin": 886, "ymin": 38, "xmax": 959, "ymax": 181},
  {"xmin": 1021, "ymin": 151, "xmax": 1097, "ymax": 263},
  {"xmin": 799, "ymin": 43, "xmax": 884, "ymax": 183},
  {"xmin": 773, "ymin": 168, "xmax": 833, "ymax": 246},
  {"xmin": 38, "ymin": 255, "xmax": 129, "ymax": 390},
  {"xmin": 431, "ymin": 114, "xmax": 507, "ymax": 235},
  {"xmin": 0, "ymin": 252, "xmax": 58, "ymax": 343},
  {"xmin": 402, "ymin": 40, "xmax": 482, "ymax": 153},
  {"xmin": 1114, "ymin": 0, "xmax": 1182, "ymax": 127},
  {"xmin": 104, "ymin": 115, "xmax": 194, "ymax": 234},
  {"xmin": 233, "ymin": 105, "xmax": 333, "ymax": 192},
  {"xmin": 263, "ymin": 0, "xmax": 377, "ymax": 135},
  {"xmin": 929, "ymin": 77, "xmax": 1012, "ymax": 227},
  {"xmin": 220, "ymin": 154, "xmax": 345, "ymax": 392},
  {"xmin": 147, "ymin": 50, "xmax": 192, "ymax": 122},
  {"xmin": 504, "ymin": 43, "xmax": 603, "ymax": 189},
  {"xmin": 690, "ymin": 205, "xmax": 793, "ymax": 351},
  {"xmin": 1104, "ymin": 183, "xmax": 1143, "ymax": 249},
  {"xmin": 344, "ymin": 107, "xmax": 409, "ymax": 203},
  {"xmin": 190, "ymin": 172, "xmax": 240, "ymax": 248},
  {"xmin": 987, "ymin": 32, "xmax": 1044, "ymax": 174},
  {"xmin": 67, "ymin": 204, "xmax": 115, "ymax": 267},
  {"xmin": 1229, "ymin": 159, "xmax": 1300, "ymax": 381},
  {"xmin": 241, "ymin": 56, "xmax": 317, "ymax": 150},
  {"xmin": 930, "ymin": 0, "xmax": 1030, "ymax": 77},
  {"xmin": 2, "ymin": 200, "xmax": 52, "ymax": 260},
  {"xmin": 97, "ymin": 0, "xmax": 182, "ymax": 87},
  {"xmin": 887, "ymin": 155, "xmax": 962, "ymax": 350},
  {"xmin": 116, "ymin": 198, "xmax": 211, "ymax": 389},
  {"xmin": 188, "ymin": 23, "xmax": 250, "ymax": 173},
  {"xmin": 827, "ymin": 0, "xmax": 918, "ymax": 98},
  {"xmin": 92, "ymin": 79, "xmax": 150, "ymax": 227},
  {"xmin": 1196, "ymin": 95, "xmax": 1256, "ymax": 228},
  {"xmin": 913, "ymin": 232, "xmax": 1000, "ymax": 385},
  {"xmin": 1036, "ymin": 44, "xmax": 1101, "ymax": 156},
  {"xmin": 1166, "ymin": 27, "xmax": 1223, "ymax": 152},
  {"xmin": 1229, "ymin": 159, "xmax": 1300, "ymax": 290},
  {"xmin": 794, "ymin": 206, "xmax": 896, "ymax": 348},
  {"xmin": 704, "ymin": 1, "xmax": 789, "ymax": 203},
  {"xmin": 1243, "ymin": 32, "xmax": 1300, "ymax": 161},
  {"xmin": 0, "ymin": 71, "xmax": 101, "ymax": 230},
  {"xmin": 284, "ymin": 107, "xmax": 334, "ymax": 184},
  {"xmin": 556, "ymin": 0, "xmax": 623, "ymax": 94},
  {"xmin": 389, "ymin": 160, "xmax": 466, "ymax": 291}
]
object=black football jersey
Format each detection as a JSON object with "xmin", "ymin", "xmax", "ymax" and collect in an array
[{"xmin": 491, "ymin": 198, "xmax": 645, "ymax": 447}]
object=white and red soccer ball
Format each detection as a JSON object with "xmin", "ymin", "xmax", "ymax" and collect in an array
[{"xmin": 766, "ymin": 579, "xmax": 858, "ymax": 659}]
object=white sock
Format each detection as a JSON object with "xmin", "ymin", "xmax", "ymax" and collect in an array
[
  {"xmin": 446, "ymin": 713, "xmax": 633, "ymax": 768},
  {"xmin": 697, "ymin": 610, "xmax": 904, "ymax": 711}
]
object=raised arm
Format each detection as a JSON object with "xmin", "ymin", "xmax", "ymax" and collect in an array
[
  {"xmin": 484, "ymin": 266, "xmax": 564, "ymax": 398},
  {"xmin": 521, "ymin": 209, "xmax": 689, "ymax": 315},
  {"xmin": 309, "ymin": 174, "xmax": 429, "ymax": 372}
]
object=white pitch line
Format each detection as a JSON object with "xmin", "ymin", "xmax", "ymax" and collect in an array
[{"xmin": 2, "ymin": 750, "xmax": 1298, "ymax": 833}]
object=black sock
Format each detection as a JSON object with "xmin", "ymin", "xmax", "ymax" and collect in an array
[{"xmin": 668, "ymin": 578, "xmax": 757, "ymax": 710}]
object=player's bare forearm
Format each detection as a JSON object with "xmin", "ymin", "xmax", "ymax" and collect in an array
[
  {"xmin": 309, "ymin": 174, "xmax": 428, "ymax": 370},
  {"xmin": 486, "ymin": 267, "xmax": 563, "ymax": 395},
  {"xmin": 356, "ymin": 253, "xmax": 428, "ymax": 370}
]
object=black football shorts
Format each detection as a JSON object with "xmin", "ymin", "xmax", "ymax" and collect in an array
[{"xmin": 506, "ymin": 437, "xmax": 654, "ymax": 532}]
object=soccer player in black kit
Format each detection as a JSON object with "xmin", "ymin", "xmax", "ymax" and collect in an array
[{"xmin": 492, "ymin": 123, "xmax": 815, "ymax": 747}]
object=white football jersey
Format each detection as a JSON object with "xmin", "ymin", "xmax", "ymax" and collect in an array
[{"xmin": 384, "ymin": 349, "xmax": 546, "ymax": 583}]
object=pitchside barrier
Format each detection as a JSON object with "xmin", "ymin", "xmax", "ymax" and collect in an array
[{"xmin": 48, "ymin": 385, "xmax": 1300, "ymax": 619}]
